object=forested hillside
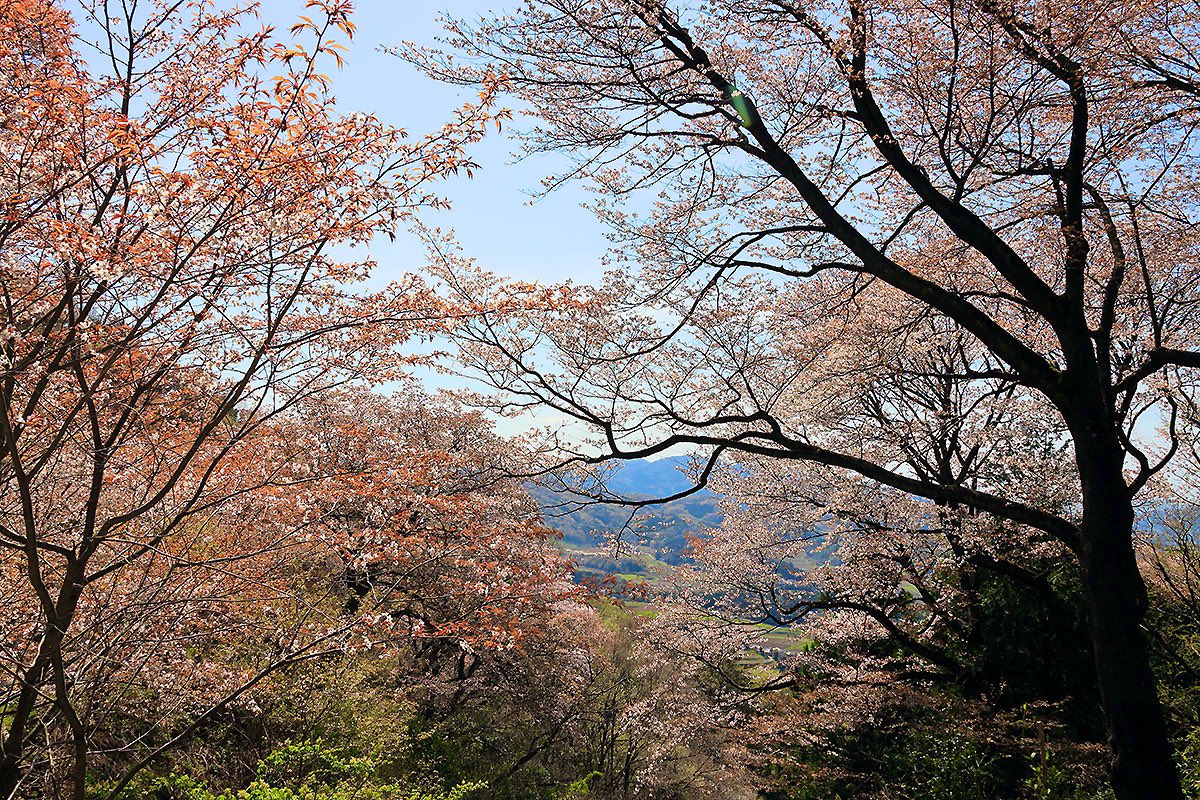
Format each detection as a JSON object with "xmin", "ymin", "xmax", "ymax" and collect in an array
[{"xmin": 8, "ymin": 1, "xmax": 1200, "ymax": 799}]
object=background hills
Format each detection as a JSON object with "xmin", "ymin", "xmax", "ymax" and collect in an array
[{"xmin": 531, "ymin": 457, "xmax": 723, "ymax": 586}]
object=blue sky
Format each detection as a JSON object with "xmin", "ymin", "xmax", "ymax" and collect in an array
[
  {"xmin": 249, "ymin": 1, "xmax": 615, "ymax": 434},
  {"xmin": 260, "ymin": 0, "xmax": 610, "ymax": 286}
]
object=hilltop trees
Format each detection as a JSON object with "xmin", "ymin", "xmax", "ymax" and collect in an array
[{"xmin": 409, "ymin": 0, "xmax": 1200, "ymax": 796}]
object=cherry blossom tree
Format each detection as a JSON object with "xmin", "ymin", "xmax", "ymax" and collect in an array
[
  {"xmin": 58, "ymin": 385, "xmax": 573, "ymax": 800},
  {"xmin": 0, "ymin": 1, "xmax": 507, "ymax": 796},
  {"xmin": 630, "ymin": 319, "xmax": 1110, "ymax": 791},
  {"xmin": 407, "ymin": 0, "xmax": 1200, "ymax": 795},
  {"xmin": 270, "ymin": 386, "xmax": 572, "ymax": 656},
  {"xmin": 422, "ymin": 598, "xmax": 753, "ymax": 800},
  {"xmin": 651, "ymin": 320, "xmax": 1091, "ymax": 690}
]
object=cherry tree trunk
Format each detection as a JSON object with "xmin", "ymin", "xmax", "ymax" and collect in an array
[
  {"xmin": 0, "ymin": 762, "xmax": 20, "ymax": 800},
  {"xmin": 1076, "ymin": 438, "xmax": 1183, "ymax": 800},
  {"xmin": 0, "ymin": 646, "xmax": 54, "ymax": 799},
  {"xmin": 0, "ymin": 577, "xmax": 83, "ymax": 800}
]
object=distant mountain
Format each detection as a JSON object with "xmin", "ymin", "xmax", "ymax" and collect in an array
[
  {"xmin": 600, "ymin": 456, "xmax": 701, "ymax": 497},
  {"xmin": 535, "ymin": 456, "xmax": 826, "ymax": 595},
  {"xmin": 531, "ymin": 456, "xmax": 723, "ymax": 586},
  {"xmin": 534, "ymin": 484, "xmax": 722, "ymax": 557}
]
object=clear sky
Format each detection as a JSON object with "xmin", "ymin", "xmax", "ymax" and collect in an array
[{"xmin": 260, "ymin": 0, "xmax": 610, "ymax": 286}]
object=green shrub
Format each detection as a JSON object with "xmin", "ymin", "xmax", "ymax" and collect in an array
[
  {"xmin": 894, "ymin": 731, "xmax": 999, "ymax": 800},
  {"xmin": 134, "ymin": 742, "xmax": 484, "ymax": 800}
]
